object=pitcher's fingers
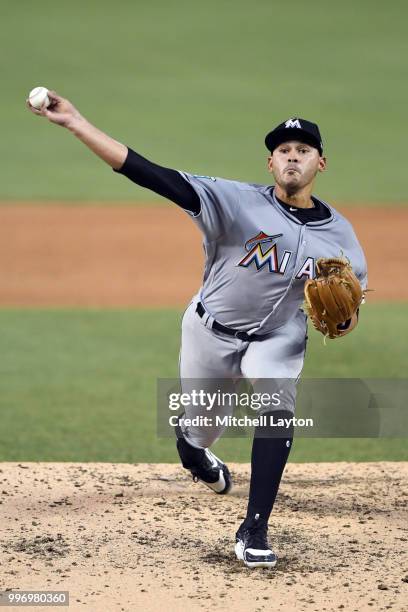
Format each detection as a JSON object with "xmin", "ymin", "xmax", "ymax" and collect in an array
[
  {"xmin": 47, "ymin": 90, "xmax": 62, "ymax": 102},
  {"xmin": 26, "ymin": 100, "xmax": 42, "ymax": 115},
  {"xmin": 40, "ymin": 101, "xmax": 50, "ymax": 116}
]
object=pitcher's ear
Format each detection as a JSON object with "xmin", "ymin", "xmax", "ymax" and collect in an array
[{"xmin": 318, "ymin": 156, "xmax": 327, "ymax": 172}]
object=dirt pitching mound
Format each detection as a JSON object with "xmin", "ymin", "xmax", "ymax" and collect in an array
[{"xmin": 0, "ymin": 462, "xmax": 407, "ymax": 611}]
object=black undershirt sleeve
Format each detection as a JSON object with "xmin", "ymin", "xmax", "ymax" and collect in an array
[{"xmin": 113, "ymin": 147, "xmax": 201, "ymax": 215}]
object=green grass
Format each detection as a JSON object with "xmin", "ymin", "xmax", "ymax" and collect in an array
[
  {"xmin": 0, "ymin": 305, "xmax": 406, "ymax": 462},
  {"xmin": 1, "ymin": 0, "xmax": 408, "ymax": 202}
]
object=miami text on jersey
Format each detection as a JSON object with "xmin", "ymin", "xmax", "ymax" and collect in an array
[{"xmin": 237, "ymin": 231, "xmax": 315, "ymax": 279}]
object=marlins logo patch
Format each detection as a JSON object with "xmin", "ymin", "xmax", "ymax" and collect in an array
[
  {"xmin": 243, "ymin": 231, "xmax": 282, "ymax": 252},
  {"xmin": 237, "ymin": 231, "xmax": 290, "ymax": 274},
  {"xmin": 237, "ymin": 231, "xmax": 317, "ymax": 278}
]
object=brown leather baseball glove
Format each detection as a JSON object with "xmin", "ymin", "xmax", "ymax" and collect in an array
[{"xmin": 304, "ymin": 257, "xmax": 364, "ymax": 339}]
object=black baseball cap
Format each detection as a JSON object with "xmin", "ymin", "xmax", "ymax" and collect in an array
[{"xmin": 265, "ymin": 118, "xmax": 323, "ymax": 156}]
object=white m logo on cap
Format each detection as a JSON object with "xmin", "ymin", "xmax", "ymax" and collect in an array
[{"xmin": 285, "ymin": 118, "xmax": 302, "ymax": 129}]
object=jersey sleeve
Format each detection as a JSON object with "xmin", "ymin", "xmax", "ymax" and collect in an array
[
  {"xmin": 335, "ymin": 212, "xmax": 368, "ymax": 292},
  {"xmin": 358, "ymin": 263, "xmax": 368, "ymax": 292},
  {"xmin": 178, "ymin": 172, "xmax": 241, "ymax": 241},
  {"xmin": 350, "ymin": 227, "xmax": 368, "ymax": 291}
]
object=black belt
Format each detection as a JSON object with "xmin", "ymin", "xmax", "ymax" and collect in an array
[{"xmin": 196, "ymin": 302, "xmax": 269, "ymax": 342}]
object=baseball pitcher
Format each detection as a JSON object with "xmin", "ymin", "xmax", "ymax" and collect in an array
[{"xmin": 28, "ymin": 92, "xmax": 367, "ymax": 569}]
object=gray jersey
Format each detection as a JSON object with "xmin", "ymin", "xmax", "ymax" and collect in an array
[{"xmin": 179, "ymin": 172, "xmax": 368, "ymax": 334}]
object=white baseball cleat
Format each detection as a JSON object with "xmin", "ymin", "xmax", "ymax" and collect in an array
[
  {"xmin": 235, "ymin": 514, "xmax": 277, "ymax": 568},
  {"xmin": 176, "ymin": 435, "xmax": 232, "ymax": 495},
  {"xmin": 191, "ymin": 447, "xmax": 232, "ymax": 494}
]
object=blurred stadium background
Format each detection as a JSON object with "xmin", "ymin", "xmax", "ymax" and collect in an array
[{"xmin": 0, "ymin": 0, "xmax": 407, "ymax": 462}]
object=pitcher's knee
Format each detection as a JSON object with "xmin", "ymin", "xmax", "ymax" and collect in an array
[{"xmin": 181, "ymin": 424, "xmax": 223, "ymax": 449}]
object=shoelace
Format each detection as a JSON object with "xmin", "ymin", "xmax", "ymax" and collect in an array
[
  {"xmin": 191, "ymin": 454, "xmax": 217, "ymax": 481},
  {"xmin": 245, "ymin": 521, "xmax": 269, "ymax": 550}
]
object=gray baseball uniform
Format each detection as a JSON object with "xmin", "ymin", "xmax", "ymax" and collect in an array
[{"xmin": 178, "ymin": 173, "xmax": 368, "ymax": 448}]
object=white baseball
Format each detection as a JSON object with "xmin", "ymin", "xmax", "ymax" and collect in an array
[{"xmin": 28, "ymin": 86, "xmax": 50, "ymax": 110}]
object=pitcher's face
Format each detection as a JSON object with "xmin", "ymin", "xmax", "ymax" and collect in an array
[{"xmin": 268, "ymin": 141, "xmax": 326, "ymax": 195}]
